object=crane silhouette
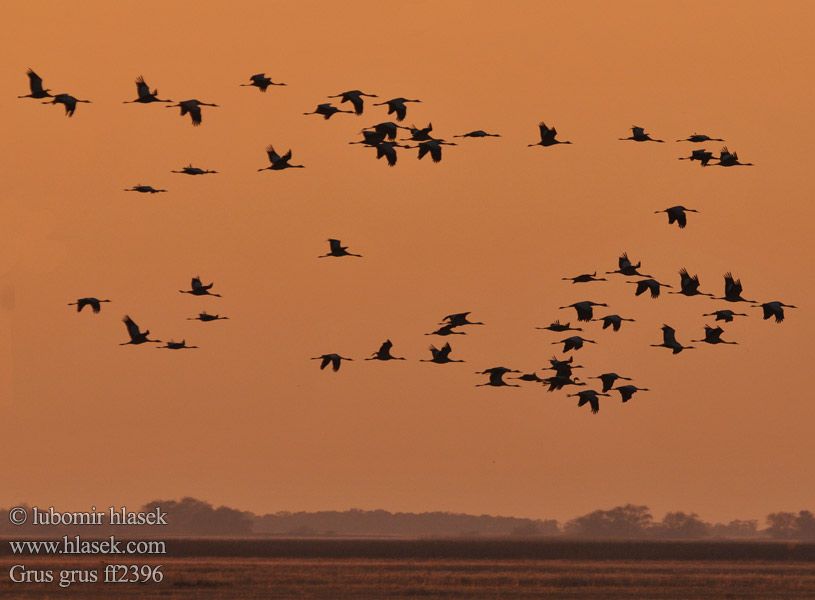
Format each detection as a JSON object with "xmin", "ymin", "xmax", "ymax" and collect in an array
[
  {"xmin": 708, "ymin": 147, "xmax": 753, "ymax": 167},
  {"xmin": 365, "ymin": 340, "xmax": 405, "ymax": 361},
  {"xmin": 545, "ymin": 356, "xmax": 583, "ymax": 379},
  {"xmin": 411, "ymin": 139, "xmax": 457, "ymax": 163},
  {"xmin": 258, "ymin": 145, "xmax": 305, "ymax": 171},
  {"xmin": 179, "ymin": 277, "xmax": 221, "ymax": 297},
  {"xmin": 714, "ymin": 273, "xmax": 756, "ymax": 303},
  {"xmin": 171, "ymin": 164, "xmax": 217, "ymax": 175},
  {"xmin": 123, "ymin": 76, "xmax": 171, "ymax": 104},
  {"xmin": 158, "ymin": 339, "xmax": 198, "ymax": 349},
  {"xmin": 567, "ymin": 389, "xmax": 609, "ymax": 414},
  {"xmin": 475, "ymin": 367, "xmax": 521, "ymax": 387},
  {"xmin": 167, "ymin": 99, "xmax": 219, "ymax": 126},
  {"xmin": 593, "ymin": 314, "xmax": 635, "ymax": 332},
  {"xmin": 403, "ymin": 123, "xmax": 434, "ymax": 141},
  {"xmin": 655, "ymin": 206, "xmax": 698, "ymax": 229},
  {"xmin": 542, "ymin": 375, "xmax": 586, "ymax": 392},
  {"xmin": 676, "ymin": 133, "xmax": 724, "ymax": 143},
  {"xmin": 651, "ymin": 324, "xmax": 694, "ymax": 354},
  {"xmin": 510, "ymin": 372, "xmax": 546, "ymax": 383},
  {"xmin": 440, "ymin": 312, "xmax": 484, "ymax": 327},
  {"xmin": 702, "ymin": 309, "xmax": 748, "ymax": 323},
  {"xmin": 619, "ymin": 126, "xmax": 664, "ymax": 142},
  {"xmin": 68, "ymin": 297, "xmax": 111, "ymax": 314},
  {"xmin": 670, "ymin": 268, "xmax": 712, "ymax": 297},
  {"xmin": 119, "ymin": 315, "xmax": 161, "ymax": 345},
  {"xmin": 528, "ymin": 122, "xmax": 571, "ymax": 147},
  {"xmin": 588, "ymin": 373, "xmax": 632, "ymax": 393},
  {"xmin": 606, "ymin": 252, "xmax": 651, "ymax": 277},
  {"xmin": 125, "ymin": 185, "xmax": 166, "ymax": 194},
  {"xmin": 553, "ymin": 336, "xmax": 596, "ymax": 352},
  {"xmin": 350, "ymin": 129, "xmax": 388, "ymax": 146},
  {"xmin": 241, "ymin": 73, "xmax": 286, "ymax": 92},
  {"xmin": 18, "ymin": 69, "xmax": 51, "ymax": 99},
  {"xmin": 562, "ymin": 272, "xmax": 606, "ymax": 284},
  {"xmin": 678, "ymin": 149, "xmax": 715, "ymax": 166},
  {"xmin": 455, "ymin": 130, "xmax": 501, "ymax": 138},
  {"xmin": 426, "ymin": 323, "xmax": 466, "ymax": 336},
  {"xmin": 613, "ymin": 385, "xmax": 650, "ymax": 402},
  {"xmin": 559, "ymin": 301, "xmax": 608, "ymax": 322},
  {"xmin": 628, "ymin": 278, "xmax": 672, "ymax": 299},
  {"xmin": 369, "ymin": 122, "xmax": 404, "ymax": 141},
  {"xmin": 312, "ymin": 353, "xmax": 353, "ymax": 371},
  {"xmin": 692, "ymin": 325, "xmax": 737, "ymax": 345},
  {"xmin": 536, "ymin": 320, "xmax": 582, "ymax": 332},
  {"xmin": 752, "ymin": 301, "xmax": 797, "ymax": 323},
  {"xmin": 318, "ymin": 239, "xmax": 362, "ymax": 258},
  {"xmin": 328, "ymin": 90, "xmax": 378, "ymax": 115},
  {"xmin": 303, "ymin": 103, "xmax": 353, "ymax": 119},
  {"xmin": 373, "ymin": 141, "xmax": 411, "ymax": 166},
  {"xmin": 187, "ymin": 311, "xmax": 229, "ymax": 322},
  {"xmin": 421, "ymin": 343, "xmax": 464, "ymax": 364},
  {"xmin": 44, "ymin": 94, "xmax": 91, "ymax": 117},
  {"xmin": 373, "ymin": 97, "xmax": 421, "ymax": 121}
]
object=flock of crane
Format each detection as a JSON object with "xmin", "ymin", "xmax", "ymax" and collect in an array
[{"xmin": 23, "ymin": 67, "xmax": 795, "ymax": 415}]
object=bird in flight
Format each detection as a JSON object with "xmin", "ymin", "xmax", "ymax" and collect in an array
[
  {"xmin": 670, "ymin": 268, "xmax": 712, "ymax": 298},
  {"xmin": 567, "ymin": 389, "xmax": 609, "ymax": 414},
  {"xmin": 559, "ymin": 301, "xmax": 608, "ymax": 322},
  {"xmin": 613, "ymin": 385, "xmax": 650, "ymax": 402},
  {"xmin": 312, "ymin": 353, "xmax": 353, "ymax": 371},
  {"xmin": 158, "ymin": 339, "xmax": 198, "ymax": 350},
  {"xmin": 373, "ymin": 97, "xmax": 421, "ymax": 121},
  {"xmin": 607, "ymin": 252, "xmax": 651, "ymax": 277},
  {"xmin": 44, "ymin": 93, "xmax": 91, "ymax": 117},
  {"xmin": 328, "ymin": 90, "xmax": 378, "ymax": 115},
  {"xmin": 562, "ymin": 272, "xmax": 606, "ymax": 284},
  {"xmin": 752, "ymin": 301, "xmax": 797, "ymax": 323},
  {"xmin": 187, "ymin": 312, "xmax": 228, "ymax": 322},
  {"xmin": 125, "ymin": 185, "xmax": 166, "ymax": 194},
  {"xmin": 454, "ymin": 130, "xmax": 501, "ymax": 138},
  {"xmin": 529, "ymin": 122, "xmax": 571, "ymax": 147},
  {"xmin": 366, "ymin": 340, "xmax": 405, "ymax": 361},
  {"xmin": 651, "ymin": 324, "xmax": 694, "ymax": 354},
  {"xmin": 708, "ymin": 147, "xmax": 753, "ymax": 167},
  {"xmin": 440, "ymin": 312, "xmax": 484, "ymax": 327},
  {"xmin": 475, "ymin": 367, "xmax": 521, "ymax": 387},
  {"xmin": 123, "ymin": 76, "xmax": 171, "ymax": 104},
  {"xmin": 303, "ymin": 103, "xmax": 353, "ymax": 120},
  {"xmin": 588, "ymin": 373, "xmax": 632, "ymax": 393},
  {"xmin": 167, "ymin": 99, "xmax": 219, "ymax": 126},
  {"xmin": 628, "ymin": 278, "xmax": 672, "ymax": 299},
  {"xmin": 420, "ymin": 343, "xmax": 464, "ymax": 364},
  {"xmin": 692, "ymin": 325, "xmax": 738, "ymax": 345},
  {"xmin": 553, "ymin": 336, "xmax": 596, "ymax": 352},
  {"xmin": 68, "ymin": 297, "xmax": 111, "ymax": 314},
  {"xmin": 426, "ymin": 323, "xmax": 466, "ymax": 336},
  {"xmin": 593, "ymin": 314, "xmax": 635, "ymax": 332},
  {"xmin": 701, "ymin": 309, "xmax": 748, "ymax": 323},
  {"xmin": 18, "ymin": 69, "xmax": 52, "ymax": 99},
  {"xmin": 714, "ymin": 273, "xmax": 756, "ymax": 303},
  {"xmin": 676, "ymin": 133, "xmax": 724, "ymax": 143},
  {"xmin": 171, "ymin": 164, "xmax": 217, "ymax": 175},
  {"xmin": 179, "ymin": 277, "xmax": 221, "ymax": 297},
  {"xmin": 411, "ymin": 139, "xmax": 457, "ymax": 163},
  {"xmin": 241, "ymin": 73, "xmax": 286, "ymax": 92},
  {"xmin": 678, "ymin": 149, "xmax": 715, "ymax": 166},
  {"xmin": 120, "ymin": 315, "xmax": 161, "ymax": 346},
  {"xmin": 258, "ymin": 145, "xmax": 305, "ymax": 171},
  {"xmin": 318, "ymin": 239, "xmax": 362, "ymax": 258},
  {"xmin": 655, "ymin": 206, "xmax": 698, "ymax": 229},
  {"xmin": 619, "ymin": 126, "xmax": 664, "ymax": 142},
  {"xmin": 536, "ymin": 320, "xmax": 582, "ymax": 332}
]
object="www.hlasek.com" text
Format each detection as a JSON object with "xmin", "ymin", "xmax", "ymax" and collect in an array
[{"xmin": 9, "ymin": 536, "xmax": 166, "ymax": 555}]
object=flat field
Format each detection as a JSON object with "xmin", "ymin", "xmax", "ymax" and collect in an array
[{"xmin": 2, "ymin": 539, "xmax": 815, "ymax": 599}]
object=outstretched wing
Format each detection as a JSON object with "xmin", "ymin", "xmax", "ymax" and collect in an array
[
  {"xmin": 27, "ymin": 68, "xmax": 45, "ymax": 94},
  {"xmin": 122, "ymin": 315, "xmax": 141, "ymax": 339},
  {"xmin": 265, "ymin": 145, "xmax": 281, "ymax": 164},
  {"xmin": 135, "ymin": 76, "xmax": 151, "ymax": 98}
]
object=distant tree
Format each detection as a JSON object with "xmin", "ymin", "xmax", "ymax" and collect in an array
[
  {"xmin": 795, "ymin": 511, "xmax": 815, "ymax": 539},
  {"xmin": 765, "ymin": 512, "xmax": 797, "ymax": 539},
  {"xmin": 652, "ymin": 512, "xmax": 710, "ymax": 539},
  {"xmin": 564, "ymin": 504, "xmax": 653, "ymax": 538},
  {"xmin": 143, "ymin": 497, "xmax": 253, "ymax": 535},
  {"xmin": 709, "ymin": 519, "xmax": 760, "ymax": 538}
]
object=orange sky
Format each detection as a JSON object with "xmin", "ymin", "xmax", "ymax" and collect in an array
[{"xmin": 1, "ymin": 1, "xmax": 813, "ymax": 524}]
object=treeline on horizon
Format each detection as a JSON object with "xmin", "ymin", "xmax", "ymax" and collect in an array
[{"xmin": 3, "ymin": 499, "xmax": 815, "ymax": 540}]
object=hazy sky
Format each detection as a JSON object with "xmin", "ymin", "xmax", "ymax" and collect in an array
[{"xmin": 2, "ymin": 1, "xmax": 813, "ymax": 523}]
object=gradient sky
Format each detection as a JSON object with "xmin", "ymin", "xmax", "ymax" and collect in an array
[{"xmin": 2, "ymin": 1, "xmax": 813, "ymax": 524}]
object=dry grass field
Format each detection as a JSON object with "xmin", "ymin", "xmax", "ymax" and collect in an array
[{"xmin": 3, "ymin": 539, "xmax": 815, "ymax": 599}]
